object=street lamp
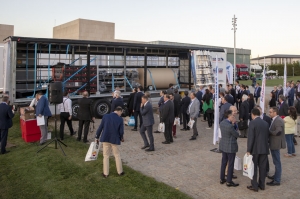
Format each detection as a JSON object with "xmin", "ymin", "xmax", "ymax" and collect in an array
[{"xmin": 232, "ymin": 15, "xmax": 237, "ymax": 83}]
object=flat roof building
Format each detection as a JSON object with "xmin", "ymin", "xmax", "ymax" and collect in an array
[{"xmin": 251, "ymin": 54, "xmax": 300, "ymax": 65}]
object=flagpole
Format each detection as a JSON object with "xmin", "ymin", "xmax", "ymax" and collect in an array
[{"xmin": 283, "ymin": 59, "xmax": 287, "ymax": 96}]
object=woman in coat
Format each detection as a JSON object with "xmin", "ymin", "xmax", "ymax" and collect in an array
[
  {"xmin": 284, "ymin": 106, "xmax": 297, "ymax": 157},
  {"xmin": 269, "ymin": 92, "xmax": 276, "ymax": 108},
  {"xmin": 248, "ymin": 93, "xmax": 255, "ymax": 121}
]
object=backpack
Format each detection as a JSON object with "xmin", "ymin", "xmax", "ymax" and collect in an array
[{"xmin": 295, "ymin": 99, "xmax": 300, "ymax": 114}]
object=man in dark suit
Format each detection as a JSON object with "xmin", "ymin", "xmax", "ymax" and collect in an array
[
  {"xmin": 160, "ymin": 94, "xmax": 174, "ymax": 144},
  {"xmin": 170, "ymin": 93, "xmax": 180, "ymax": 138},
  {"xmin": 219, "ymin": 110, "xmax": 239, "ymax": 187},
  {"xmin": 254, "ymin": 83, "xmax": 261, "ymax": 103},
  {"xmin": 277, "ymin": 85, "xmax": 283, "ymax": 103},
  {"xmin": 132, "ymin": 86, "xmax": 144, "ymax": 131},
  {"xmin": 225, "ymin": 91, "xmax": 234, "ymax": 105},
  {"xmin": 278, "ymin": 95, "xmax": 289, "ymax": 116},
  {"xmin": 180, "ymin": 91, "xmax": 191, "ymax": 131},
  {"xmin": 111, "ymin": 91, "xmax": 124, "ymax": 112},
  {"xmin": 239, "ymin": 94, "xmax": 250, "ymax": 138},
  {"xmin": 267, "ymin": 107, "xmax": 286, "ymax": 186},
  {"xmin": 246, "ymin": 108, "xmax": 270, "ymax": 192},
  {"xmin": 188, "ymin": 92, "xmax": 200, "ymax": 140},
  {"xmin": 288, "ymin": 83, "xmax": 295, "ymax": 106},
  {"xmin": 126, "ymin": 88, "xmax": 136, "ymax": 117},
  {"xmin": 140, "ymin": 95, "xmax": 155, "ymax": 151},
  {"xmin": 0, "ymin": 96, "xmax": 15, "ymax": 154},
  {"xmin": 95, "ymin": 106, "xmax": 124, "ymax": 178},
  {"xmin": 272, "ymin": 86, "xmax": 279, "ymax": 102},
  {"xmin": 35, "ymin": 91, "xmax": 52, "ymax": 145},
  {"xmin": 154, "ymin": 90, "xmax": 166, "ymax": 133},
  {"xmin": 77, "ymin": 91, "xmax": 94, "ymax": 143},
  {"xmin": 219, "ymin": 96, "xmax": 231, "ymax": 124},
  {"xmin": 166, "ymin": 83, "xmax": 174, "ymax": 94},
  {"xmin": 196, "ymin": 88, "xmax": 203, "ymax": 117}
]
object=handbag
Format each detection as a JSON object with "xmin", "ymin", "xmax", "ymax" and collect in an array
[
  {"xmin": 128, "ymin": 116, "xmax": 135, "ymax": 126},
  {"xmin": 158, "ymin": 123, "xmax": 165, "ymax": 132},
  {"xmin": 238, "ymin": 120, "xmax": 248, "ymax": 130},
  {"xmin": 173, "ymin": 117, "xmax": 180, "ymax": 126},
  {"xmin": 234, "ymin": 156, "xmax": 242, "ymax": 170},
  {"xmin": 85, "ymin": 142, "xmax": 101, "ymax": 162}
]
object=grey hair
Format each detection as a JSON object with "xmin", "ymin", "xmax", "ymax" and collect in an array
[
  {"xmin": 114, "ymin": 91, "xmax": 121, "ymax": 97},
  {"xmin": 278, "ymin": 85, "xmax": 282, "ymax": 89},
  {"xmin": 242, "ymin": 94, "xmax": 248, "ymax": 101}
]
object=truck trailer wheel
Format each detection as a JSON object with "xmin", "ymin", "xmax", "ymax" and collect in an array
[
  {"xmin": 93, "ymin": 99, "xmax": 111, "ymax": 118},
  {"xmin": 71, "ymin": 100, "xmax": 79, "ymax": 120}
]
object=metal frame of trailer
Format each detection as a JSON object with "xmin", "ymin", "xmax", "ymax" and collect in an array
[{"xmin": 3, "ymin": 36, "xmax": 224, "ymax": 118}]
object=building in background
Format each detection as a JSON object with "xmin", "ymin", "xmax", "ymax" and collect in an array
[
  {"xmin": 0, "ymin": 24, "xmax": 14, "ymax": 42},
  {"xmin": 251, "ymin": 54, "xmax": 300, "ymax": 65}
]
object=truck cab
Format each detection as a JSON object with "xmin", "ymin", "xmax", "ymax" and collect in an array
[
  {"xmin": 236, "ymin": 64, "xmax": 249, "ymax": 80},
  {"xmin": 250, "ymin": 65, "xmax": 262, "ymax": 80}
]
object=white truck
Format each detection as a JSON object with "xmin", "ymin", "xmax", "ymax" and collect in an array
[{"xmin": 250, "ymin": 65, "xmax": 262, "ymax": 80}]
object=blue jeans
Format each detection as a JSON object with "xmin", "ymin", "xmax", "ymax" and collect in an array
[
  {"xmin": 270, "ymin": 150, "xmax": 281, "ymax": 183},
  {"xmin": 285, "ymin": 134, "xmax": 295, "ymax": 155}
]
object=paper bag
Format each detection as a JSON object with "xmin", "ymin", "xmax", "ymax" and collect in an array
[
  {"xmin": 85, "ymin": 142, "xmax": 101, "ymax": 162},
  {"xmin": 173, "ymin": 118, "xmax": 180, "ymax": 126},
  {"xmin": 243, "ymin": 153, "xmax": 254, "ymax": 179},
  {"xmin": 188, "ymin": 119, "xmax": 195, "ymax": 129},
  {"xmin": 234, "ymin": 156, "xmax": 242, "ymax": 170},
  {"xmin": 158, "ymin": 123, "xmax": 165, "ymax": 132}
]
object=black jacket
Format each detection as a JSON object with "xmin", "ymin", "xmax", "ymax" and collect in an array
[
  {"xmin": 227, "ymin": 94, "xmax": 234, "ymax": 105},
  {"xmin": 248, "ymin": 99, "xmax": 255, "ymax": 113},
  {"xmin": 111, "ymin": 97, "xmax": 124, "ymax": 112},
  {"xmin": 278, "ymin": 101, "xmax": 289, "ymax": 116},
  {"xmin": 127, "ymin": 92, "xmax": 136, "ymax": 110},
  {"xmin": 180, "ymin": 96, "xmax": 191, "ymax": 114},
  {"xmin": 160, "ymin": 100, "xmax": 174, "ymax": 124},
  {"xmin": 269, "ymin": 98, "xmax": 276, "ymax": 107},
  {"xmin": 239, "ymin": 100, "xmax": 249, "ymax": 120},
  {"xmin": 133, "ymin": 91, "xmax": 144, "ymax": 112},
  {"xmin": 262, "ymin": 113, "xmax": 272, "ymax": 127},
  {"xmin": 230, "ymin": 89, "xmax": 236, "ymax": 102},
  {"xmin": 0, "ymin": 103, "xmax": 14, "ymax": 129},
  {"xmin": 247, "ymin": 117, "xmax": 270, "ymax": 155},
  {"xmin": 78, "ymin": 97, "xmax": 94, "ymax": 120}
]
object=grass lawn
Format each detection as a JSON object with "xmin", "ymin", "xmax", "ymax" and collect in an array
[
  {"xmin": 237, "ymin": 76, "xmax": 300, "ymax": 87},
  {"xmin": 0, "ymin": 115, "xmax": 191, "ymax": 199}
]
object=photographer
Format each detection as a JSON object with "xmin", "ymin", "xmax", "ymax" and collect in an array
[{"xmin": 0, "ymin": 96, "xmax": 15, "ymax": 154}]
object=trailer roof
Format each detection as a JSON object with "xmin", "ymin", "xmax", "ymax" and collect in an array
[{"xmin": 4, "ymin": 36, "xmax": 225, "ymax": 52}]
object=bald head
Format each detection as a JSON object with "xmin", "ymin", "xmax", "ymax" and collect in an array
[
  {"xmin": 82, "ymin": 91, "xmax": 89, "ymax": 97},
  {"xmin": 229, "ymin": 106, "xmax": 237, "ymax": 116}
]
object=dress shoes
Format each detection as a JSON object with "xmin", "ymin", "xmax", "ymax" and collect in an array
[
  {"xmin": 131, "ymin": 128, "xmax": 138, "ymax": 131},
  {"xmin": 186, "ymin": 127, "xmax": 190, "ymax": 130},
  {"xmin": 180, "ymin": 128, "xmax": 187, "ymax": 131},
  {"xmin": 267, "ymin": 175, "xmax": 274, "ymax": 180},
  {"xmin": 225, "ymin": 175, "xmax": 237, "ymax": 179},
  {"xmin": 39, "ymin": 142, "xmax": 46, "ymax": 146},
  {"xmin": 118, "ymin": 172, "xmax": 125, "ymax": 176},
  {"xmin": 220, "ymin": 179, "xmax": 226, "ymax": 184},
  {"xmin": 247, "ymin": 186, "xmax": 258, "ymax": 192},
  {"xmin": 141, "ymin": 145, "xmax": 150, "ymax": 149},
  {"xmin": 102, "ymin": 173, "xmax": 108, "ymax": 178},
  {"xmin": 154, "ymin": 130, "xmax": 161, "ymax": 133},
  {"xmin": 258, "ymin": 186, "xmax": 265, "ymax": 190},
  {"xmin": 162, "ymin": 141, "xmax": 170, "ymax": 144},
  {"xmin": 266, "ymin": 180, "xmax": 280, "ymax": 186},
  {"xmin": 226, "ymin": 181, "xmax": 239, "ymax": 187},
  {"xmin": 71, "ymin": 131, "xmax": 77, "ymax": 136},
  {"xmin": 1, "ymin": 151, "xmax": 10, "ymax": 155},
  {"xmin": 145, "ymin": 149, "xmax": 155, "ymax": 152},
  {"xmin": 189, "ymin": 137, "xmax": 196, "ymax": 140}
]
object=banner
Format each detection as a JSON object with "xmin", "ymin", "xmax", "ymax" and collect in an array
[
  {"xmin": 3, "ymin": 40, "xmax": 10, "ymax": 94},
  {"xmin": 226, "ymin": 61, "xmax": 234, "ymax": 84},
  {"xmin": 283, "ymin": 59, "xmax": 287, "ymax": 96},
  {"xmin": 260, "ymin": 57, "xmax": 266, "ymax": 113},
  {"xmin": 213, "ymin": 55, "xmax": 219, "ymax": 145}
]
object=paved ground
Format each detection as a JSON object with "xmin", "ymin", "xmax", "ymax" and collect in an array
[{"xmin": 57, "ymin": 87, "xmax": 300, "ymax": 199}]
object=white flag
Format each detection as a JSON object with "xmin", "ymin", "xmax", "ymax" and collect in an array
[
  {"xmin": 213, "ymin": 55, "xmax": 219, "ymax": 145},
  {"xmin": 260, "ymin": 57, "xmax": 266, "ymax": 113},
  {"xmin": 283, "ymin": 59, "xmax": 287, "ymax": 96}
]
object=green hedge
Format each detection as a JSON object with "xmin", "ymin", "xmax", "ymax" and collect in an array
[{"xmin": 268, "ymin": 61, "xmax": 300, "ymax": 76}]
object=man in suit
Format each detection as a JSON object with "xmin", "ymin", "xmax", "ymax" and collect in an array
[
  {"xmin": 95, "ymin": 106, "xmax": 124, "ymax": 178},
  {"xmin": 278, "ymin": 95, "xmax": 289, "ymax": 116},
  {"xmin": 77, "ymin": 91, "xmax": 94, "ymax": 143},
  {"xmin": 219, "ymin": 110, "xmax": 239, "ymax": 187},
  {"xmin": 170, "ymin": 93, "xmax": 180, "ymax": 138},
  {"xmin": 166, "ymin": 83, "xmax": 174, "ymax": 94},
  {"xmin": 111, "ymin": 91, "xmax": 124, "ymax": 112},
  {"xmin": 58, "ymin": 91, "xmax": 75, "ymax": 140},
  {"xmin": 180, "ymin": 91, "xmax": 191, "ymax": 131},
  {"xmin": 225, "ymin": 91, "xmax": 234, "ymax": 105},
  {"xmin": 235, "ymin": 81, "xmax": 241, "ymax": 110},
  {"xmin": 219, "ymin": 84, "xmax": 226, "ymax": 94},
  {"xmin": 285, "ymin": 82, "xmax": 291, "ymax": 98},
  {"xmin": 219, "ymin": 95, "xmax": 232, "ymax": 124},
  {"xmin": 246, "ymin": 108, "xmax": 270, "ymax": 192},
  {"xmin": 277, "ymin": 85, "xmax": 283, "ymax": 103},
  {"xmin": 127, "ymin": 88, "xmax": 137, "ymax": 117},
  {"xmin": 0, "ymin": 96, "xmax": 15, "ymax": 154},
  {"xmin": 160, "ymin": 94, "xmax": 174, "ymax": 144},
  {"xmin": 272, "ymin": 86, "xmax": 278, "ymax": 102},
  {"xmin": 267, "ymin": 107, "xmax": 286, "ymax": 186},
  {"xmin": 288, "ymin": 83, "xmax": 295, "ymax": 106},
  {"xmin": 132, "ymin": 86, "xmax": 144, "ymax": 131},
  {"xmin": 154, "ymin": 90, "xmax": 166, "ymax": 133},
  {"xmin": 229, "ymin": 84, "xmax": 236, "ymax": 106},
  {"xmin": 139, "ymin": 95, "xmax": 155, "ymax": 151},
  {"xmin": 239, "ymin": 94, "xmax": 250, "ymax": 138},
  {"xmin": 35, "ymin": 91, "xmax": 52, "ymax": 145},
  {"xmin": 196, "ymin": 88, "xmax": 203, "ymax": 117},
  {"xmin": 254, "ymin": 83, "xmax": 261, "ymax": 103},
  {"xmin": 188, "ymin": 92, "xmax": 200, "ymax": 140}
]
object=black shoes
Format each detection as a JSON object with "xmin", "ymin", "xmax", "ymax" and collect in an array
[
  {"xmin": 154, "ymin": 130, "xmax": 160, "ymax": 133},
  {"xmin": 226, "ymin": 181, "xmax": 239, "ymax": 187},
  {"xmin": 145, "ymin": 149, "xmax": 155, "ymax": 152},
  {"xmin": 190, "ymin": 137, "xmax": 196, "ymax": 140},
  {"xmin": 220, "ymin": 179, "xmax": 226, "ymax": 184},
  {"xmin": 225, "ymin": 175, "xmax": 237, "ymax": 179},
  {"xmin": 180, "ymin": 128, "xmax": 187, "ymax": 131},
  {"xmin": 141, "ymin": 145, "xmax": 150, "ymax": 149},
  {"xmin": 266, "ymin": 180, "xmax": 280, "ymax": 186},
  {"xmin": 1, "ymin": 151, "xmax": 10, "ymax": 155},
  {"xmin": 247, "ymin": 186, "xmax": 258, "ymax": 192},
  {"xmin": 71, "ymin": 131, "xmax": 77, "ymax": 136},
  {"xmin": 131, "ymin": 128, "xmax": 137, "ymax": 131},
  {"xmin": 267, "ymin": 175, "xmax": 274, "ymax": 180},
  {"xmin": 102, "ymin": 173, "xmax": 108, "ymax": 178},
  {"xmin": 162, "ymin": 141, "xmax": 170, "ymax": 144},
  {"xmin": 119, "ymin": 172, "xmax": 125, "ymax": 176}
]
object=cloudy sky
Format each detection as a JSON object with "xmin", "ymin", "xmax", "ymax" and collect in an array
[{"xmin": 1, "ymin": 0, "xmax": 299, "ymax": 57}]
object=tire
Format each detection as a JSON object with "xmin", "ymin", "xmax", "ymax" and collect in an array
[
  {"xmin": 93, "ymin": 99, "xmax": 111, "ymax": 118},
  {"xmin": 71, "ymin": 100, "xmax": 79, "ymax": 120}
]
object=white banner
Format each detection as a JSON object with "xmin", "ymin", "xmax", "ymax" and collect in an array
[
  {"xmin": 283, "ymin": 59, "xmax": 287, "ymax": 96},
  {"xmin": 226, "ymin": 61, "xmax": 234, "ymax": 84},
  {"xmin": 213, "ymin": 55, "xmax": 219, "ymax": 145},
  {"xmin": 260, "ymin": 57, "xmax": 266, "ymax": 113},
  {"xmin": 3, "ymin": 41, "xmax": 10, "ymax": 94}
]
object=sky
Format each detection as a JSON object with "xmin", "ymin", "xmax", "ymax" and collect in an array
[{"xmin": 0, "ymin": 0, "xmax": 299, "ymax": 58}]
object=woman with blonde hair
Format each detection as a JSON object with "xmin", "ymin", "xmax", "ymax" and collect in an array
[{"xmin": 284, "ymin": 106, "xmax": 297, "ymax": 157}]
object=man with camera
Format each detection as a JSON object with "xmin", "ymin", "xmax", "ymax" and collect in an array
[{"xmin": 0, "ymin": 96, "xmax": 15, "ymax": 154}]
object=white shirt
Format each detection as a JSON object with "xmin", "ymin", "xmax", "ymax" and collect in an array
[
  {"xmin": 144, "ymin": 100, "xmax": 149, "ymax": 107},
  {"xmin": 58, "ymin": 97, "xmax": 72, "ymax": 115},
  {"xmin": 29, "ymin": 98, "xmax": 38, "ymax": 107}
]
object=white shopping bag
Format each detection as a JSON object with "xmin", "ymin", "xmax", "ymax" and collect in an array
[
  {"xmin": 243, "ymin": 153, "xmax": 254, "ymax": 179},
  {"xmin": 188, "ymin": 119, "xmax": 195, "ymax": 129},
  {"xmin": 234, "ymin": 156, "xmax": 242, "ymax": 170},
  {"xmin": 173, "ymin": 117, "xmax": 180, "ymax": 126},
  {"xmin": 158, "ymin": 123, "xmax": 165, "ymax": 132},
  {"xmin": 218, "ymin": 127, "xmax": 222, "ymax": 138},
  {"xmin": 85, "ymin": 142, "xmax": 101, "ymax": 162},
  {"xmin": 37, "ymin": 116, "xmax": 45, "ymax": 126}
]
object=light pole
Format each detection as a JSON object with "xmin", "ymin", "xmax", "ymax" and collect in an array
[{"xmin": 232, "ymin": 15, "xmax": 237, "ymax": 83}]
